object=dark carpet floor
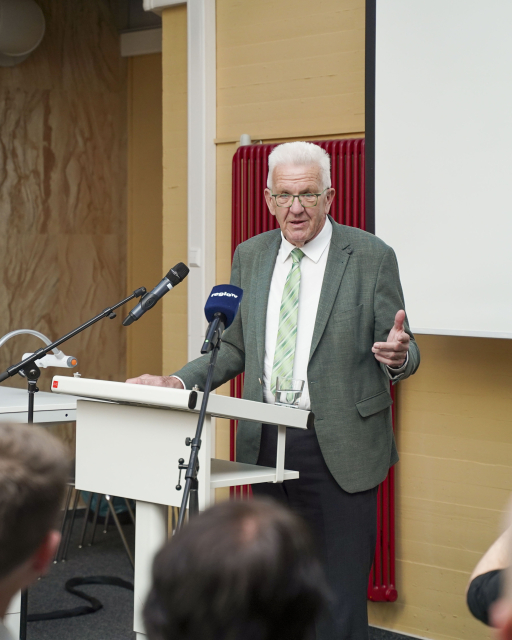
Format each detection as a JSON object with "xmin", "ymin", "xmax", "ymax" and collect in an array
[{"xmin": 27, "ymin": 510, "xmax": 135, "ymax": 640}]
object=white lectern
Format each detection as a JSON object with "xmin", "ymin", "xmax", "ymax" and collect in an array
[{"xmin": 51, "ymin": 376, "xmax": 310, "ymax": 639}]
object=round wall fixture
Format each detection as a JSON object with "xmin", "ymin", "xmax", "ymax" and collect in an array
[{"xmin": 0, "ymin": 0, "xmax": 45, "ymax": 67}]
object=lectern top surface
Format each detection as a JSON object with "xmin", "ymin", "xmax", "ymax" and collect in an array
[{"xmin": 51, "ymin": 376, "xmax": 310, "ymax": 429}]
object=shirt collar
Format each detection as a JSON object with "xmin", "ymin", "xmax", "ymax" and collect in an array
[{"xmin": 279, "ymin": 217, "xmax": 332, "ymax": 264}]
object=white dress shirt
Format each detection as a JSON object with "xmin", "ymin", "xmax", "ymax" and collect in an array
[{"xmin": 263, "ymin": 218, "xmax": 333, "ymax": 410}]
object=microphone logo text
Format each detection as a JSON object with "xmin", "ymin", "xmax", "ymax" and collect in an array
[{"xmin": 211, "ymin": 292, "xmax": 238, "ymax": 298}]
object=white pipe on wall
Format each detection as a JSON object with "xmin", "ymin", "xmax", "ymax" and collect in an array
[{"xmin": 0, "ymin": 0, "xmax": 45, "ymax": 67}]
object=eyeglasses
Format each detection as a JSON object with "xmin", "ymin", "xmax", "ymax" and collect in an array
[{"xmin": 270, "ymin": 188, "xmax": 329, "ymax": 208}]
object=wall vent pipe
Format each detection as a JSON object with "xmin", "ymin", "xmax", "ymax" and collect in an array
[{"xmin": 0, "ymin": 0, "xmax": 45, "ymax": 67}]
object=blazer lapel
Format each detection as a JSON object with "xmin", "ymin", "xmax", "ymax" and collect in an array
[
  {"xmin": 309, "ymin": 220, "xmax": 352, "ymax": 362},
  {"xmin": 255, "ymin": 232, "xmax": 281, "ymax": 371}
]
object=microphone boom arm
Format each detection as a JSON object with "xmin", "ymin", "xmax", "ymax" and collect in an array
[{"xmin": 0, "ymin": 287, "xmax": 147, "ymax": 384}]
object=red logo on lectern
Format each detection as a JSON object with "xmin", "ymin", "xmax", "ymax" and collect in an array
[{"xmin": 53, "ymin": 381, "xmax": 58, "ymax": 388}]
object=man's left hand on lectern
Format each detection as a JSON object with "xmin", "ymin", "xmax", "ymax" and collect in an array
[{"xmin": 125, "ymin": 374, "xmax": 184, "ymax": 389}]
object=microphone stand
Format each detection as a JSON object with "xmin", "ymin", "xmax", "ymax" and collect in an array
[
  {"xmin": 176, "ymin": 313, "xmax": 225, "ymax": 532},
  {"xmin": 0, "ymin": 286, "xmax": 146, "ymax": 640}
]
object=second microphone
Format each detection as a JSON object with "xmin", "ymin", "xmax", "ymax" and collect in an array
[{"xmin": 122, "ymin": 263, "xmax": 189, "ymax": 326}]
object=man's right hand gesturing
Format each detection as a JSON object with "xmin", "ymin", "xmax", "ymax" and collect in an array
[{"xmin": 125, "ymin": 374, "xmax": 184, "ymax": 389}]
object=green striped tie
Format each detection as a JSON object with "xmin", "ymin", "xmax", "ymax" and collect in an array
[{"xmin": 271, "ymin": 247, "xmax": 305, "ymax": 395}]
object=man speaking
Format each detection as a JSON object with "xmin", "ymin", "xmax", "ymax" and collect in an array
[{"xmin": 127, "ymin": 141, "xmax": 420, "ymax": 639}]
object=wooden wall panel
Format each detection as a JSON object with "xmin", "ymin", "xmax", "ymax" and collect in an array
[
  {"xmin": 127, "ymin": 54, "xmax": 163, "ymax": 378},
  {"xmin": 368, "ymin": 334, "xmax": 512, "ymax": 639},
  {"xmin": 0, "ymin": 0, "xmax": 127, "ymax": 393},
  {"xmin": 216, "ymin": 0, "xmax": 365, "ymax": 142},
  {"xmin": 161, "ymin": 5, "xmax": 188, "ymax": 376}
]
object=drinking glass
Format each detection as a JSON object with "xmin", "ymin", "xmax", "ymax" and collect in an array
[{"xmin": 274, "ymin": 377, "xmax": 305, "ymax": 408}]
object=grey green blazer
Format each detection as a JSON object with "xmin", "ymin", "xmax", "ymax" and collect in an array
[{"xmin": 173, "ymin": 217, "xmax": 420, "ymax": 493}]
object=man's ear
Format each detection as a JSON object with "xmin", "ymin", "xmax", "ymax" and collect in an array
[
  {"xmin": 31, "ymin": 530, "xmax": 61, "ymax": 576},
  {"xmin": 264, "ymin": 188, "xmax": 276, "ymax": 216},
  {"xmin": 324, "ymin": 188, "xmax": 336, "ymax": 214}
]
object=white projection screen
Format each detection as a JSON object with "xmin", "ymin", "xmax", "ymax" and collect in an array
[{"xmin": 373, "ymin": 0, "xmax": 512, "ymax": 338}]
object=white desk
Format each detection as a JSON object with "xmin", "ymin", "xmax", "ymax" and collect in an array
[{"xmin": 0, "ymin": 386, "xmax": 79, "ymax": 423}]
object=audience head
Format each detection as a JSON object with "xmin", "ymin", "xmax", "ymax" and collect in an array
[
  {"xmin": 0, "ymin": 423, "xmax": 69, "ymax": 610},
  {"xmin": 144, "ymin": 498, "xmax": 329, "ymax": 640}
]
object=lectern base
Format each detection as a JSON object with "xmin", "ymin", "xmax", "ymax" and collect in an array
[{"xmin": 133, "ymin": 500, "xmax": 168, "ymax": 636}]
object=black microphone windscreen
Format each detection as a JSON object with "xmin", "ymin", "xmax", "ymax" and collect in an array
[
  {"xmin": 204, "ymin": 285, "xmax": 243, "ymax": 329},
  {"xmin": 167, "ymin": 262, "xmax": 189, "ymax": 286}
]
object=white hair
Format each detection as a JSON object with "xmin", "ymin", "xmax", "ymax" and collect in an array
[{"xmin": 267, "ymin": 141, "xmax": 331, "ymax": 191}]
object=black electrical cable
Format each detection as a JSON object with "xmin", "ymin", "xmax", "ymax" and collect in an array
[{"xmin": 27, "ymin": 575, "xmax": 134, "ymax": 622}]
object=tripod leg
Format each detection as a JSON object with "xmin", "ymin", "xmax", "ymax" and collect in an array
[
  {"xmin": 189, "ymin": 478, "xmax": 199, "ymax": 518},
  {"xmin": 20, "ymin": 590, "xmax": 28, "ymax": 640},
  {"xmin": 78, "ymin": 492, "xmax": 93, "ymax": 548}
]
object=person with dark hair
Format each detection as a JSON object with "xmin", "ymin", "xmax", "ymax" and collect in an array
[
  {"xmin": 0, "ymin": 423, "xmax": 69, "ymax": 638},
  {"xmin": 143, "ymin": 498, "xmax": 329, "ymax": 640}
]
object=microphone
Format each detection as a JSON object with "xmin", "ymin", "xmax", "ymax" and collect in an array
[
  {"xmin": 122, "ymin": 263, "xmax": 189, "ymax": 326},
  {"xmin": 201, "ymin": 284, "xmax": 243, "ymax": 354},
  {"xmin": 22, "ymin": 352, "xmax": 78, "ymax": 369}
]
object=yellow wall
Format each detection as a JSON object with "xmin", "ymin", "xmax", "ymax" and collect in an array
[
  {"xmin": 161, "ymin": 5, "xmax": 188, "ymax": 375},
  {"xmin": 368, "ymin": 335, "xmax": 512, "ymax": 640},
  {"xmin": 127, "ymin": 53, "xmax": 163, "ymax": 378},
  {"xmin": 216, "ymin": 0, "xmax": 365, "ymax": 143}
]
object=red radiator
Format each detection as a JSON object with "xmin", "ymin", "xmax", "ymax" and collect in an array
[{"xmin": 230, "ymin": 139, "xmax": 397, "ymax": 602}]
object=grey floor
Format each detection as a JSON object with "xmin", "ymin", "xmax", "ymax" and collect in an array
[{"xmin": 27, "ymin": 510, "xmax": 135, "ymax": 640}]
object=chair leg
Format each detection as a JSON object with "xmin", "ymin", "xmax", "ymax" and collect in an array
[
  {"xmin": 89, "ymin": 494, "xmax": 103, "ymax": 546},
  {"xmin": 61, "ymin": 489, "xmax": 80, "ymax": 561},
  {"xmin": 105, "ymin": 495, "xmax": 134, "ymax": 568},
  {"xmin": 124, "ymin": 498, "xmax": 135, "ymax": 525},
  {"xmin": 103, "ymin": 507, "xmax": 111, "ymax": 534},
  {"xmin": 78, "ymin": 492, "xmax": 94, "ymax": 549},
  {"xmin": 54, "ymin": 483, "xmax": 73, "ymax": 563}
]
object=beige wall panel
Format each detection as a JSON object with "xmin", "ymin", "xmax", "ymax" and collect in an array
[
  {"xmin": 217, "ymin": 0, "xmax": 365, "ymax": 141},
  {"xmin": 127, "ymin": 54, "xmax": 163, "ymax": 378},
  {"xmin": 162, "ymin": 5, "xmax": 188, "ymax": 375},
  {"xmin": 0, "ymin": 0, "xmax": 127, "ymax": 392},
  {"xmin": 369, "ymin": 334, "xmax": 512, "ymax": 638}
]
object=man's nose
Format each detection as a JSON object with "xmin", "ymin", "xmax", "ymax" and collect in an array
[{"xmin": 290, "ymin": 196, "xmax": 304, "ymax": 214}]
